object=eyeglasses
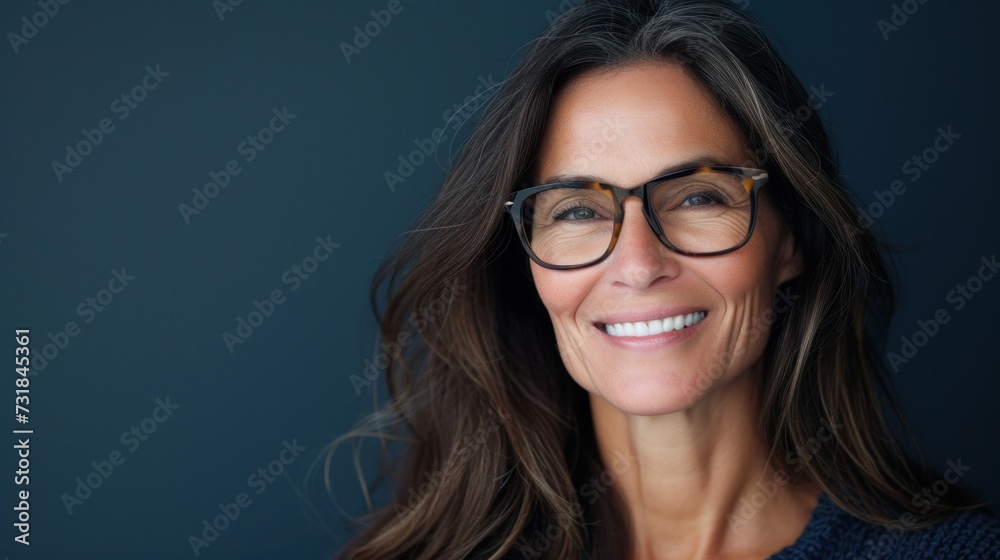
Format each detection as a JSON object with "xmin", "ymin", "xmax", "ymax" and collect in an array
[{"xmin": 503, "ymin": 165, "xmax": 768, "ymax": 270}]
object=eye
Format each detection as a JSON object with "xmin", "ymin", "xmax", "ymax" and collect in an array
[
  {"xmin": 681, "ymin": 191, "xmax": 724, "ymax": 206},
  {"xmin": 554, "ymin": 203, "xmax": 599, "ymax": 221}
]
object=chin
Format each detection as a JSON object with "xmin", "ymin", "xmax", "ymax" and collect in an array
[{"xmin": 589, "ymin": 372, "xmax": 714, "ymax": 417}]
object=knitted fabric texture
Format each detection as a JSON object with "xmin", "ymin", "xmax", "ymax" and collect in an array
[{"xmin": 769, "ymin": 494, "xmax": 1000, "ymax": 559}]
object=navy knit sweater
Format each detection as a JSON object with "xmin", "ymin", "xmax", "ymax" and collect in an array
[
  {"xmin": 499, "ymin": 494, "xmax": 1000, "ymax": 559},
  {"xmin": 768, "ymin": 494, "xmax": 1000, "ymax": 559}
]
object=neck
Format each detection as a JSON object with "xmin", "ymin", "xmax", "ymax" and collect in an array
[{"xmin": 589, "ymin": 366, "xmax": 820, "ymax": 560}]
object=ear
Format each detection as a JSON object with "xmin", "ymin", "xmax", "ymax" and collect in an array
[{"xmin": 774, "ymin": 227, "xmax": 802, "ymax": 286}]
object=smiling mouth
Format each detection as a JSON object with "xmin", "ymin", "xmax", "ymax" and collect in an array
[{"xmin": 600, "ymin": 311, "xmax": 707, "ymax": 337}]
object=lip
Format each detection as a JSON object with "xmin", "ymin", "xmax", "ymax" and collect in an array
[{"xmin": 593, "ymin": 308, "xmax": 708, "ymax": 350}]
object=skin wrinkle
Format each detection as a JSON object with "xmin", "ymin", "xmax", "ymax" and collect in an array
[{"xmin": 529, "ymin": 60, "xmax": 818, "ymax": 559}]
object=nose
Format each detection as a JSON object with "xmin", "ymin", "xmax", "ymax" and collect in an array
[{"xmin": 605, "ymin": 196, "xmax": 680, "ymax": 288}]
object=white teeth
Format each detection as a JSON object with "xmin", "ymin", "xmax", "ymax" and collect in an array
[{"xmin": 603, "ymin": 311, "xmax": 706, "ymax": 338}]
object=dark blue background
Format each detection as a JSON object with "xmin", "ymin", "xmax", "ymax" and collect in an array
[{"xmin": 1, "ymin": 1, "xmax": 997, "ymax": 558}]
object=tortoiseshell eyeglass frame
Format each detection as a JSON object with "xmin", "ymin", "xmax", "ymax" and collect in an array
[{"xmin": 503, "ymin": 165, "xmax": 769, "ymax": 270}]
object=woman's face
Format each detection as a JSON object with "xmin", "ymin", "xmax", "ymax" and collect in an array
[{"xmin": 530, "ymin": 61, "xmax": 801, "ymax": 416}]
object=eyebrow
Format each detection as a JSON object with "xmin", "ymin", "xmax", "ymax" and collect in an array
[{"xmin": 536, "ymin": 155, "xmax": 732, "ymax": 186}]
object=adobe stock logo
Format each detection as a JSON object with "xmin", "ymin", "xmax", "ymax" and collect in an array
[
  {"xmin": 178, "ymin": 106, "xmax": 297, "ymax": 224},
  {"xmin": 859, "ymin": 459, "xmax": 970, "ymax": 560},
  {"xmin": 393, "ymin": 411, "xmax": 507, "ymax": 520},
  {"xmin": 383, "ymin": 74, "xmax": 500, "ymax": 192},
  {"xmin": 516, "ymin": 450, "xmax": 636, "ymax": 558},
  {"xmin": 61, "ymin": 397, "xmax": 179, "ymax": 514},
  {"xmin": 878, "ymin": 0, "xmax": 930, "ymax": 41},
  {"xmin": 222, "ymin": 236, "xmax": 339, "ymax": 354},
  {"xmin": 7, "ymin": 0, "xmax": 71, "ymax": 54},
  {"xmin": 50, "ymin": 65, "xmax": 170, "ymax": 183},
  {"xmin": 855, "ymin": 126, "xmax": 959, "ymax": 231},
  {"xmin": 351, "ymin": 278, "xmax": 466, "ymax": 394},
  {"xmin": 187, "ymin": 439, "xmax": 306, "ymax": 557},
  {"xmin": 31, "ymin": 268, "xmax": 136, "ymax": 375},
  {"xmin": 339, "ymin": 0, "xmax": 414, "ymax": 63},
  {"xmin": 212, "ymin": 0, "xmax": 244, "ymax": 22},
  {"xmin": 887, "ymin": 254, "xmax": 997, "ymax": 372}
]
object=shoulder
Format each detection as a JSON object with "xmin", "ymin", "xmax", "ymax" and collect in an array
[
  {"xmin": 888, "ymin": 508, "xmax": 1000, "ymax": 559},
  {"xmin": 773, "ymin": 495, "xmax": 1000, "ymax": 560}
]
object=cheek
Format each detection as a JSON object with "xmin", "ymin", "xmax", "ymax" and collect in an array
[
  {"xmin": 531, "ymin": 268, "xmax": 589, "ymax": 346},
  {"xmin": 529, "ymin": 263, "xmax": 585, "ymax": 319},
  {"xmin": 530, "ymin": 264, "xmax": 603, "ymax": 383},
  {"xmin": 698, "ymin": 235, "xmax": 786, "ymax": 367}
]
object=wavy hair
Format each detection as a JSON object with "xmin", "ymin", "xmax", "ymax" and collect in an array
[{"xmin": 332, "ymin": 1, "xmax": 982, "ymax": 558}]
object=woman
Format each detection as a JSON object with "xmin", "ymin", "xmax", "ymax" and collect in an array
[{"xmin": 334, "ymin": 0, "xmax": 999, "ymax": 558}]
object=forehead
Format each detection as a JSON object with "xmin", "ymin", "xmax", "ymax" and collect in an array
[{"xmin": 534, "ymin": 60, "xmax": 747, "ymax": 186}]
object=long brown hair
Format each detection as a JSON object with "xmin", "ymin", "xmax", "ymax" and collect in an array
[{"xmin": 332, "ymin": 1, "xmax": 983, "ymax": 557}]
